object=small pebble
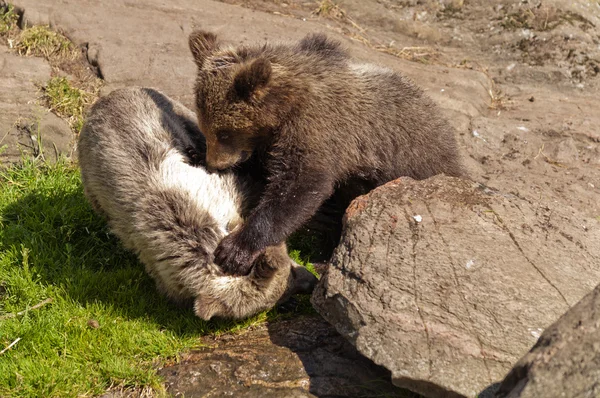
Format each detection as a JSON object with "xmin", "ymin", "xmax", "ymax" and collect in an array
[
  {"xmin": 87, "ymin": 319, "xmax": 100, "ymax": 329},
  {"xmin": 413, "ymin": 215, "xmax": 422, "ymax": 223},
  {"xmin": 529, "ymin": 328, "xmax": 543, "ymax": 339}
]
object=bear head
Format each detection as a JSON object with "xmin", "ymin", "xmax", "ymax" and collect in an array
[{"xmin": 188, "ymin": 30, "xmax": 301, "ymax": 171}]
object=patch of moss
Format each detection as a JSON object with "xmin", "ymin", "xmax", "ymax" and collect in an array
[{"xmin": 44, "ymin": 77, "xmax": 92, "ymax": 133}]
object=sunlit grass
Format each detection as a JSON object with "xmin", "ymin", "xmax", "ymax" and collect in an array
[{"xmin": 0, "ymin": 158, "xmax": 315, "ymax": 397}]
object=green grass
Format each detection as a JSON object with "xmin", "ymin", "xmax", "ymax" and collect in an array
[
  {"xmin": 16, "ymin": 25, "xmax": 75, "ymax": 59},
  {"xmin": 1, "ymin": 7, "xmax": 100, "ymax": 134},
  {"xmin": 0, "ymin": 4, "xmax": 18, "ymax": 35},
  {"xmin": 43, "ymin": 77, "xmax": 92, "ymax": 133},
  {"xmin": 0, "ymin": 158, "xmax": 316, "ymax": 397}
]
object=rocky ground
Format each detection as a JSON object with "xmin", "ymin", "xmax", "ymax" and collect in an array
[
  {"xmin": 1, "ymin": 0, "xmax": 599, "ymax": 397},
  {"xmin": 158, "ymin": 316, "xmax": 408, "ymax": 397}
]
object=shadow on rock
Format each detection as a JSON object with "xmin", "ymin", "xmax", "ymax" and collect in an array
[
  {"xmin": 159, "ymin": 315, "xmax": 415, "ymax": 397},
  {"xmin": 266, "ymin": 316, "xmax": 416, "ymax": 397}
]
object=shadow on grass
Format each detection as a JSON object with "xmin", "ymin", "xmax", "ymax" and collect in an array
[
  {"xmin": 0, "ymin": 161, "xmax": 414, "ymax": 397},
  {"xmin": 0, "ymin": 179, "xmax": 285, "ymax": 337}
]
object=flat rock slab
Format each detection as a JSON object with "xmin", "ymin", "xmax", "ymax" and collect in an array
[
  {"xmin": 312, "ymin": 175, "xmax": 600, "ymax": 398},
  {"xmin": 496, "ymin": 283, "xmax": 600, "ymax": 398},
  {"xmin": 11, "ymin": 0, "xmax": 489, "ymax": 114},
  {"xmin": 0, "ymin": 47, "xmax": 73, "ymax": 165},
  {"xmin": 158, "ymin": 315, "xmax": 413, "ymax": 397}
]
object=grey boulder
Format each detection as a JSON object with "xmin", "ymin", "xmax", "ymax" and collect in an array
[
  {"xmin": 495, "ymin": 283, "xmax": 600, "ymax": 398},
  {"xmin": 312, "ymin": 175, "xmax": 600, "ymax": 398}
]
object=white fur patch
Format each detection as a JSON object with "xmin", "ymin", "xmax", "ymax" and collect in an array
[{"xmin": 158, "ymin": 150, "xmax": 241, "ymax": 234}]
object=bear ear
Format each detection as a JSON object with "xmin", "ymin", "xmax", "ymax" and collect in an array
[
  {"xmin": 194, "ymin": 295, "xmax": 225, "ymax": 321},
  {"xmin": 233, "ymin": 58, "xmax": 272, "ymax": 100},
  {"xmin": 189, "ymin": 30, "xmax": 219, "ymax": 68}
]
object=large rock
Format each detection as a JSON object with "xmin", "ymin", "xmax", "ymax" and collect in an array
[
  {"xmin": 495, "ymin": 283, "xmax": 600, "ymax": 398},
  {"xmin": 0, "ymin": 47, "xmax": 73, "ymax": 165},
  {"xmin": 311, "ymin": 175, "xmax": 600, "ymax": 398},
  {"xmin": 158, "ymin": 315, "xmax": 411, "ymax": 397}
]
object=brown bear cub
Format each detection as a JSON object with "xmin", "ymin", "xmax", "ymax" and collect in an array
[{"xmin": 188, "ymin": 31, "xmax": 465, "ymax": 276}]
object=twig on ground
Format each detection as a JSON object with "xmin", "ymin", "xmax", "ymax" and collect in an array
[
  {"xmin": 0, "ymin": 337, "xmax": 21, "ymax": 355},
  {"xmin": 0, "ymin": 297, "xmax": 53, "ymax": 320},
  {"xmin": 533, "ymin": 144, "xmax": 565, "ymax": 167}
]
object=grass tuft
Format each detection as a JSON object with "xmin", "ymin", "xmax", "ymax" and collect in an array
[
  {"xmin": 16, "ymin": 25, "xmax": 76, "ymax": 60},
  {"xmin": 0, "ymin": 3, "xmax": 18, "ymax": 36},
  {"xmin": 313, "ymin": 0, "xmax": 346, "ymax": 19},
  {"xmin": 0, "ymin": 158, "xmax": 315, "ymax": 397},
  {"xmin": 43, "ymin": 77, "xmax": 93, "ymax": 133},
  {"xmin": 0, "ymin": 9, "xmax": 101, "ymax": 133}
]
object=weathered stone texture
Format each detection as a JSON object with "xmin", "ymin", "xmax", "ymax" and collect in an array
[
  {"xmin": 496, "ymin": 283, "xmax": 600, "ymax": 398},
  {"xmin": 312, "ymin": 176, "xmax": 600, "ymax": 398},
  {"xmin": 158, "ymin": 316, "xmax": 412, "ymax": 397}
]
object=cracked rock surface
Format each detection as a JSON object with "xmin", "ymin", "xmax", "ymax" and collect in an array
[
  {"xmin": 312, "ymin": 176, "xmax": 600, "ymax": 398},
  {"xmin": 496, "ymin": 283, "xmax": 600, "ymax": 398}
]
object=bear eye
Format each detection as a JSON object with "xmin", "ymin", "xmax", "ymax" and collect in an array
[{"xmin": 217, "ymin": 131, "xmax": 231, "ymax": 142}]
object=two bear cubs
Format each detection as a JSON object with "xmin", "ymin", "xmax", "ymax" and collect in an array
[
  {"xmin": 78, "ymin": 88, "xmax": 317, "ymax": 321},
  {"xmin": 188, "ymin": 31, "xmax": 464, "ymax": 277},
  {"xmin": 78, "ymin": 31, "xmax": 463, "ymax": 320}
]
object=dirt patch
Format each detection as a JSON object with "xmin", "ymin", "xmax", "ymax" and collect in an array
[{"xmin": 214, "ymin": 0, "xmax": 600, "ymax": 88}]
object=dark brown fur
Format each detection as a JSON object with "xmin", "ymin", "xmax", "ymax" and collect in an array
[{"xmin": 188, "ymin": 31, "xmax": 465, "ymax": 275}]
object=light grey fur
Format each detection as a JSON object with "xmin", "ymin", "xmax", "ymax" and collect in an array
[{"xmin": 77, "ymin": 87, "xmax": 316, "ymax": 320}]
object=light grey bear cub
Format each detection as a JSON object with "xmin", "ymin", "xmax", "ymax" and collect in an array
[{"xmin": 77, "ymin": 87, "xmax": 317, "ymax": 320}]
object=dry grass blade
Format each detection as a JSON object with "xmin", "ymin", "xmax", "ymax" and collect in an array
[
  {"xmin": 376, "ymin": 45, "xmax": 441, "ymax": 64},
  {"xmin": 459, "ymin": 60, "xmax": 510, "ymax": 110},
  {"xmin": 0, "ymin": 338, "xmax": 21, "ymax": 356},
  {"xmin": 533, "ymin": 143, "xmax": 566, "ymax": 167},
  {"xmin": 0, "ymin": 298, "xmax": 54, "ymax": 320}
]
